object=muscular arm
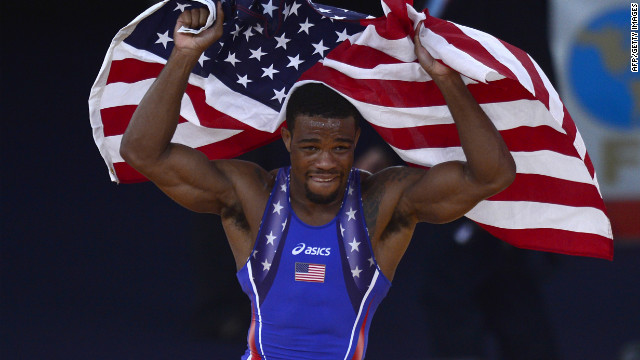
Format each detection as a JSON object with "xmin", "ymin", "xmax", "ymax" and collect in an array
[
  {"xmin": 119, "ymin": 4, "xmax": 265, "ymax": 214},
  {"xmin": 366, "ymin": 24, "xmax": 516, "ymax": 234},
  {"xmin": 405, "ymin": 24, "xmax": 516, "ymax": 223}
]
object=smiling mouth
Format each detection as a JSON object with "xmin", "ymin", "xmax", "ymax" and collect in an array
[
  {"xmin": 308, "ymin": 172, "xmax": 341, "ymax": 183},
  {"xmin": 310, "ymin": 175, "xmax": 337, "ymax": 183},
  {"xmin": 304, "ymin": 176, "xmax": 342, "ymax": 204}
]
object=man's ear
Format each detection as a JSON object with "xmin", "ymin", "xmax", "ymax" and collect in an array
[
  {"xmin": 354, "ymin": 126, "xmax": 361, "ymax": 147},
  {"xmin": 281, "ymin": 125, "xmax": 292, "ymax": 153}
]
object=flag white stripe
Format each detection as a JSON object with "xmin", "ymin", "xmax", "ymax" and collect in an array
[
  {"xmin": 322, "ymin": 58, "xmax": 487, "ymax": 85},
  {"xmin": 480, "ymin": 99, "xmax": 567, "ymax": 134},
  {"xmin": 529, "ymin": 55, "xmax": 565, "ymax": 125},
  {"xmin": 322, "ymin": 59, "xmax": 430, "ymax": 82},
  {"xmin": 391, "ymin": 146, "xmax": 597, "ymax": 185},
  {"xmin": 100, "ymin": 73, "xmax": 280, "ymax": 133},
  {"xmin": 510, "ymin": 150, "xmax": 595, "ymax": 184},
  {"xmin": 113, "ymin": 41, "xmax": 168, "ymax": 64},
  {"xmin": 342, "ymin": 9, "xmax": 505, "ymax": 84},
  {"xmin": 406, "ymin": 3, "xmax": 428, "ymax": 26},
  {"xmin": 467, "ymin": 200, "xmax": 612, "ymax": 239},
  {"xmin": 347, "ymin": 97, "xmax": 566, "ymax": 135},
  {"xmin": 419, "ymin": 26, "xmax": 504, "ymax": 82},
  {"xmin": 103, "ymin": 125, "xmax": 243, "ymax": 163},
  {"xmin": 573, "ymin": 127, "xmax": 588, "ymax": 163},
  {"xmin": 100, "ymin": 79, "xmax": 154, "ymax": 108},
  {"xmin": 457, "ymin": 24, "xmax": 536, "ymax": 95},
  {"xmin": 391, "ymin": 144, "xmax": 465, "ymax": 166},
  {"xmin": 194, "ymin": 74, "xmax": 281, "ymax": 132},
  {"xmin": 100, "ymin": 80, "xmax": 204, "ymax": 126},
  {"xmin": 350, "ymin": 25, "xmax": 417, "ymax": 62},
  {"xmin": 170, "ymin": 121, "xmax": 243, "ymax": 148}
]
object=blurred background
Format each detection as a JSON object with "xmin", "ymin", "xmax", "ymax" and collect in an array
[{"xmin": 2, "ymin": 0, "xmax": 639, "ymax": 359}]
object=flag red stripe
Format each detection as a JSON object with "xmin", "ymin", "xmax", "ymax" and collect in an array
[
  {"xmin": 500, "ymin": 39, "xmax": 551, "ymax": 111},
  {"xmin": 113, "ymin": 162, "xmax": 146, "ymax": 184},
  {"xmin": 326, "ymin": 42, "xmax": 411, "ymax": 68},
  {"xmin": 478, "ymin": 224, "xmax": 613, "ymax": 260},
  {"xmin": 583, "ymin": 150, "xmax": 596, "ymax": 179},
  {"xmin": 106, "ymin": 58, "xmax": 164, "ymax": 84},
  {"xmin": 101, "ymin": 105, "xmax": 188, "ymax": 137},
  {"xmin": 399, "ymin": 163, "xmax": 604, "ymax": 211},
  {"xmin": 562, "ymin": 107, "xmax": 596, "ymax": 178},
  {"xmin": 105, "ymin": 57, "xmax": 275, "ymax": 133},
  {"xmin": 362, "ymin": 12, "xmax": 413, "ymax": 41},
  {"xmin": 423, "ymin": 16, "xmax": 519, "ymax": 82},
  {"xmin": 183, "ymin": 85, "xmax": 259, "ymax": 130},
  {"xmin": 500, "ymin": 126, "xmax": 579, "ymax": 157},
  {"xmin": 370, "ymin": 123, "xmax": 581, "ymax": 159},
  {"xmin": 196, "ymin": 126, "xmax": 281, "ymax": 160},
  {"xmin": 105, "ymin": 57, "xmax": 269, "ymax": 130},
  {"xmin": 112, "ymin": 128, "xmax": 280, "ymax": 183},
  {"xmin": 100, "ymin": 105, "xmax": 137, "ymax": 137},
  {"xmin": 301, "ymin": 63, "xmax": 535, "ymax": 107},
  {"xmin": 400, "ymin": 165, "xmax": 605, "ymax": 211},
  {"xmin": 489, "ymin": 173, "xmax": 606, "ymax": 212},
  {"xmin": 100, "ymin": 85, "xmax": 260, "ymax": 139}
]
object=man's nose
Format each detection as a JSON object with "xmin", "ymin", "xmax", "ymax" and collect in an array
[{"xmin": 315, "ymin": 150, "xmax": 337, "ymax": 169}]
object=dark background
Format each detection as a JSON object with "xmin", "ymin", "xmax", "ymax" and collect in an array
[{"xmin": 2, "ymin": 1, "xmax": 639, "ymax": 359}]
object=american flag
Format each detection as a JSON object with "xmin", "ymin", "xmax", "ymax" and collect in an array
[
  {"xmin": 89, "ymin": 0, "xmax": 613, "ymax": 260},
  {"xmin": 295, "ymin": 262, "xmax": 326, "ymax": 283}
]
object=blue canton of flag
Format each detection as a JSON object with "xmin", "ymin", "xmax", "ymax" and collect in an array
[
  {"xmin": 93, "ymin": 0, "xmax": 370, "ymax": 184},
  {"xmin": 123, "ymin": 0, "xmax": 368, "ymax": 111}
]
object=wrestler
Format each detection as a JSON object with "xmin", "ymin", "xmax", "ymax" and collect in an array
[{"xmin": 119, "ymin": 4, "xmax": 516, "ymax": 359}]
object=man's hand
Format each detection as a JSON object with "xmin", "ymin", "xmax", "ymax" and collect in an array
[
  {"xmin": 173, "ymin": 2, "xmax": 225, "ymax": 57},
  {"xmin": 413, "ymin": 21, "xmax": 457, "ymax": 80}
]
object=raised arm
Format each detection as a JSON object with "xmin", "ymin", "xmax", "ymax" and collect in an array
[
  {"xmin": 119, "ymin": 4, "xmax": 265, "ymax": 214},
  {"xmin": 367, "ymin": 24, "xmax": 516, "ymax": 229}
]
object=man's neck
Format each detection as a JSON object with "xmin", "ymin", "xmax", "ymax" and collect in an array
[{"xmin": 288, "ymin": 182, "xmax": 345, "ymax": 227}]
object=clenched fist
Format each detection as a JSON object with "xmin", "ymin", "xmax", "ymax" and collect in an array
[{"xmin": 173, "ymin": 2, "xmax": 225, "ymax": 58}]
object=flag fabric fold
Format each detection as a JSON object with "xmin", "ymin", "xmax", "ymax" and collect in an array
[{"xmin": 89, "ymin": 0, "xmax": 613, "ymax": 259}]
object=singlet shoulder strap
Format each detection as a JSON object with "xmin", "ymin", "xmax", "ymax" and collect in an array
[
  {"xmin": 247, "ymin": 167, "xmax": 292, "ymax": 306},
  {"xmin": 336, "ymin": 169, "xmax": 387, "ymax": 312}
]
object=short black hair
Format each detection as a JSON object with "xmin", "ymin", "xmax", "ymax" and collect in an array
[{"xmin": 285, "ymin": 83, "xmax": 362, "ymax": 133}]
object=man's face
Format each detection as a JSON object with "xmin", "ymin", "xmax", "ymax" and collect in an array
[{"xmin": 282, "ymin": 115, "xmax": 360, "ymax": 205}]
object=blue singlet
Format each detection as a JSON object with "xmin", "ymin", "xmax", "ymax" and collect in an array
[{"xmin": 236, "ymin": 167, "xmax": 391, "ymax": 360}]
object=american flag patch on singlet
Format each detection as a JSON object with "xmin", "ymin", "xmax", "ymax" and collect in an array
[{"xmin": 295, "ymin": 263, "xmax": 325, "ymax": 283}]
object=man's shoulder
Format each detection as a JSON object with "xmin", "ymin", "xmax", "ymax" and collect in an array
[
  {"xmin": 355, "ymin": 167, "xmax": 372, "ymax": 182},
  {"xmin": 360, "ymin": 165, "xmax": 423, "ymax": 190},
  {"xmin": 215, "ymin": 159, "xmax": 278, "ymax": 193}
]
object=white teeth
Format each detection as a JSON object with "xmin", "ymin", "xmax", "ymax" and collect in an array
[{"xmin": 312, "ymin": 177, "xmax": 333, "ymax": 182}]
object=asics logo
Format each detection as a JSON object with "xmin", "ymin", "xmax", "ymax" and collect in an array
[
  {"xmin": 291, "ymin": 243, "xmax": 331, "ymax": 256},
  {"xmin": 292, "ymin": 243, "xmax": 306, "ymax": 255}
]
